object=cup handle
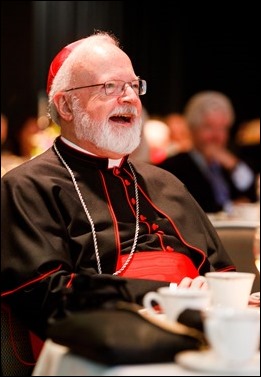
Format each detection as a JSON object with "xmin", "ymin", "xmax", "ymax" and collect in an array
[{"xmin": 142, "ymin": 292, "xmax": 163, "ymax": 315}]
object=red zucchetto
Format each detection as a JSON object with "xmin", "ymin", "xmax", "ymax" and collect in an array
[{"xmin": 46, "ymin": 38, "xmax": 85, "ymax": 95}]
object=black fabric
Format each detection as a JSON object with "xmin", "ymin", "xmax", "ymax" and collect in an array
[
  {"xmin": 177, "ymin": 308, "xmax": 204, "ymax": 333},
  {"xmin": 47, "ymin": 273, "xmax": 208, "ymax": 365},
  {"xmin": 54, "ymin": 273, "xmax": 135, "ymax": 314},
  {"xmin": 47, "ymin": 306, "xmax": 207, "ymax": 365}
]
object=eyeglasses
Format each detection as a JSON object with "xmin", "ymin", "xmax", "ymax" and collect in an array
[{"xmin": 64, "ymin": 79, "xmax": 147, "ymax": 96}]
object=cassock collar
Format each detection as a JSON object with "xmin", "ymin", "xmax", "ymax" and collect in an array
[{"xmin": 55, "ymin": 136, "xmax": 128, "ymax": 169}]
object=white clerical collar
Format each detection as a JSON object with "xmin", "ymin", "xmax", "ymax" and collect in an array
[{"xmin": 60, "ymin": 137, "xmax": 123, "ymax": 168}]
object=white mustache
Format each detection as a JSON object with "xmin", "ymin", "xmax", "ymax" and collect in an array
[{"xmin": 109, "ymin": 106, "xmax": 138, "ymax": 117}]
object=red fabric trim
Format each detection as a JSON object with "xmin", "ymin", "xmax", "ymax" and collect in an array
[
  {"xmin": 29, "ymin": 332, "xmax": 44, "ymax": 360},
  {"xmin": 118, "ymin": 251, "xmax": 199, "ymax": 284},
  {"xmin": 1, "ymin": 264, "xmax": 63, "ymax": 297}
]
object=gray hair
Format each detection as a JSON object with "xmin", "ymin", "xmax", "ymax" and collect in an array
[{"xmin": 184, "ymin": 91, "xmax": 235, "ymax": 129}]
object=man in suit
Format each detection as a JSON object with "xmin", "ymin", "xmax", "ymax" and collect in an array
[{"xmin": 158, "ymin": 91, "xmax": 256, "ymax": 213}]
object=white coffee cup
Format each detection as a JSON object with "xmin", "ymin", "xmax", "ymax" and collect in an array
[
  {"xmin": 203, "ymin": 307, "xmax": 260, "ymax": 366},
  {"xmin": 142, "ymin": 286, "xmax": 210, "ymax": 322},
  {"xmin": 205, "ymin": 271, "xmax": 255, "ymax": 309}
]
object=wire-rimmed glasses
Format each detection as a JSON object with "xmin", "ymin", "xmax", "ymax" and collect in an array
[{"xmin": 64, "ymin": 79, "xmax": 147, "ymax": 96}]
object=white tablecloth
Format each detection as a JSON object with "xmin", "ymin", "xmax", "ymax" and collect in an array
[{"xmin": 32, "ymin": 339, "xmax": 260, "ymax": 376}]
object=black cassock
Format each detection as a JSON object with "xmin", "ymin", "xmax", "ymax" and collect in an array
[{"xmin": 1, "ymin": 136, "xmax": 235, "ymax": 338}]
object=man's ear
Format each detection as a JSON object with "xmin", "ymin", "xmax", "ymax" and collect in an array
[{"xmin": 53, "ymin": 92, "xmax": 73, "ymax": 121}]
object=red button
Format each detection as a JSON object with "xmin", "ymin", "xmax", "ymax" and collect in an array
[{"xmin": 152, "ymin": 223, "xmax": 159, "ymax": 231}]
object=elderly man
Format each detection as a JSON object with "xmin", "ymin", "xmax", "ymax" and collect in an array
[{"xmin": 1, "ymin": 31, "xmax": 235, "ymax": 339}]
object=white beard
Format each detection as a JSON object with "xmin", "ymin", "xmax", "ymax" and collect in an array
[{"xmin": 72, "ymin": 99, "xmax": 142, "ymax": 155}]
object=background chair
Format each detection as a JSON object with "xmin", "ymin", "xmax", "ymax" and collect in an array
[
  {"xmin": 216, "ymin": 226, "xmax": 260, "ymax": 293},
  {"xmin": 1, "ymin": 303, "xmax": 43, "ymax": 376}
]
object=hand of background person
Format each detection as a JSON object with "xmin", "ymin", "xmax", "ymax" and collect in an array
[{"xmin": 203, "ymin": 145, "xmax": 239, "ymax": 171}]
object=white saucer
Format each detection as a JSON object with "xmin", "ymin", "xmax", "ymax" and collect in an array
[{"xmin": 175, "ymin": 349, "xmax": 260, "ymax": 375}]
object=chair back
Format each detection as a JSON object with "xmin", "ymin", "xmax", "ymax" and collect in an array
[
  {"xmin": 1, "ymin": 303, "xmax": 43, "ymax": 376},
  {"xmin": 216, "ymin": 226, "xmax": 260, "ymax": 293}
]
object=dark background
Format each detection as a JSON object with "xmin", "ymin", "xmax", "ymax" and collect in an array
[{"xmin": 1, "ymin": 1, "xmax": 259, "ymax": 137}]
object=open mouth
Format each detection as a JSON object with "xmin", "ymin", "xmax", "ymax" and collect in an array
[{"xmin": 109, "ymin": 114, "xmax": 134, "ymax": 125}]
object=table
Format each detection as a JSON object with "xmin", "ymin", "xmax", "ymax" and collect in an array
[
  {"xmin": 32, "ymin": 339, "xmax": 260, "ymax": 376},
  {"xmin": 206, "ymin": 203, "xmax": 260, "ymax": 229},
  {"xmin": 211, "ymin": 219, "xmax": 259, "ymax": 229},
  {"xmin": 207, "ymin": 214, "xmax": 259, "ymax": 229}
]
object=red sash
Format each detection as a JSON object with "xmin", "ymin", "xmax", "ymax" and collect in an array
[{"xmin": 118, "ymin": 251, "xmax": 199, "ymax": 284}]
